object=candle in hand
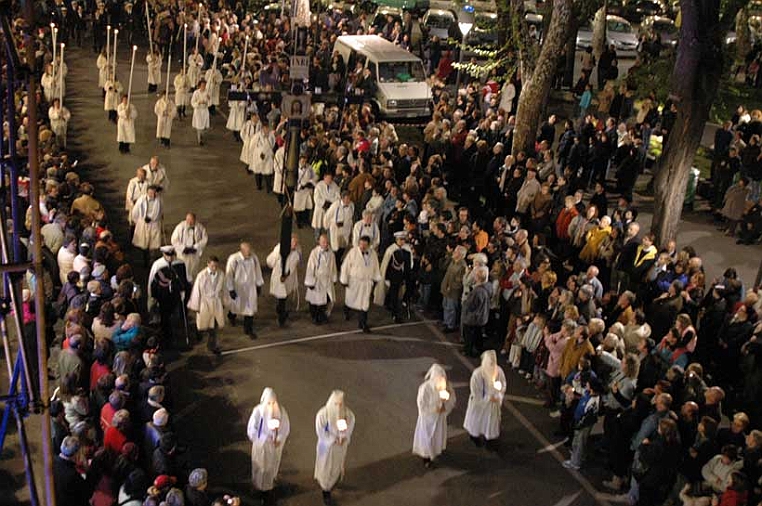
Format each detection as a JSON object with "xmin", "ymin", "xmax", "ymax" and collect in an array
[
  {"xmin": 493, "ymin": 380, "xmax": 503, "ymax": 392},
  {"xmin": 267, "ymin": 418, "xmax": 280, "ymax": 431},
  {"xmin": 336, "ymin": 418, "xmax": 348, "ymax": 432},
  {"xmin": 439, "ymin": 390, "xmax": 450, "ymax": 401}
]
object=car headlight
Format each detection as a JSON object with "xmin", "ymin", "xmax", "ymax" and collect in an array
[{"xmin": 386, "ymin": 99, "xmax": 397, "ymax": 108}]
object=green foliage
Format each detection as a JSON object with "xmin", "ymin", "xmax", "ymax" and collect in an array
[
  {"xmin": 711, "ymin": 76, "xmax": 762, "ymax": 123},
  {"xmin": 625, "ymin": 56, "xmax": 675, "ymax": 103}
]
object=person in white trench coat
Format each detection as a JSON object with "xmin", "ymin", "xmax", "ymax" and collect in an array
[
  {"xmin": 315, "ymin": 390, "xmax": 355, "ymax": 506},
  {"xmin": 226, "ymin": 89, "xmax": 247, "ymax": 141},
  {"xmin": 154, "ymin": 91, "xmax": 176, "ymax": 148},
  {"xmin": 251, "ymin": 121, "xmax": 276, "ymax": 192},
  {"xmin": 312, "ymin": 172, "xmax": 341, "ymax": 242},
  {"xmin": 266, "ymin": 235, "xmax": 301, "ymax": 327},
  {"xmin": 187, "ymin": 256, "xmax": 226, "ymax": 355},
  {"xmin": 323, "ymin": 191, "xmax": 354, "ymax": 268},
  {"xmin": 240, "ymin": 113, "xmax": 260, "ymax": 172},
  {"xmin": 117, "ymin": 95, "xmax": 138, "ymax": 153},
  {"xmin": 173, "ymin": 71, "xmax": 190, "ymax": 119},
  {"xmin": 48, "ymin": 98, "xmax": 71, "ymax": 148},
  {"xmin": 463, "ymin": 350, "xmax": 506, "ymax": 450},
  {"xmin": 146, "ymin": 48, "xmax": 162, "ymax": 92},
  {"xmin": 131, "ymin": 185, "xmax": 163, "ymax": 266},
  {"xmin": 339, "ymin": 236, "xmax": 381, "ymax": 333},
  {"xmin": 247, "ymin": 388, "xmax": 290, "ymax": 505},
  {"xmin": 413, "ymin": 363, "xmax": 456, "ymax": 467},
  {"xmin": 294, "ymin": 154, "xmax": 316, "ymax": 228},
  {"xmin": 305, "ymin": 234, "xmax": 337, "ymax": 324},
  {"xmin": 225, "ymin": 241, "xmax": 264, "ymax": 338},
  {"xmin": 191, "ymin": 79, "xmax": 211, "ymax": 145},
  {"xmin": 170, "ymin": 212, "xmax": 208, "ymax": 282}
]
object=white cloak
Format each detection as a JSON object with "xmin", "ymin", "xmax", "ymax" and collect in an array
[
  {"xmin": 272, "ymin": 146, "xmax": 286, "ymax": 194},
  {"xmin": 97, "ymin": 54, "xmax": 109, "ymax": 88},
  {"xmin": 125, "ymin": 177, "xmax": 148, "ymax": 223},
  {"xmin": 339, "ymin": 246, "xmax": 381, "ymax": 312},
  {"xmin": 265, "ymin": 245, "xmax": 301, "ymax": 300},
  {"xmin": 225, "ymin": 252, "xmax": 264, "ymax": 316},
  {"xmin": 130, "ymin": 195, "xmax": 163, "ymax": 250},
  {"xmin": 41, "ymin": 72, "xmax": 59, "ymax": 103},
  {"xmin": 173, "ymin": 73, "xmax": 190, "ymax": 106},
  {"xmin": 314, "ymin": 406, "xmax": 356, "ymax": 491},
  {"xmin": 48, "ymin": 106, "xmax": 71, "ymax": 144},
  {"xmin": 247, "ymin": 404, "xmax": 291, "ymax": 491},
  {"xmin": 187, "ymin": 53, "xmax": 204, "ymax": 86},
  {"xmin": 351, "ymin": 221, "xmax": 380, "ymax": 250},
  {"xmin": 226, "ymin": 101, "xmax": 246, "ymax": 132},
  {"xmin": 323, "ymin": 201, "xmax": 354, "ymax": 253},
  {"xmin": 205, "ymin": 68, "xmax": 223, "ymax": 106},
  {"xmin": 240, "ymin": 120, "xmax": 260, "ymax": 164},
  {"xmin": 250, "ymin": 130, "xmax": 276, "ymax": 175},
  {"xmin": 154, "ymin": 97, "xmax": 177, "ymax": 139},
  {"xmin": 144, "ymin": 164, "xmax": 170, "ymax": 192},
  {"xmin": 293, "ymin": 165, "xmax": 315, "ymax": 212},
  {"xmin": 117, "ymin": 102, "xmax": 138, "ymax": 143},
  {"xmin": 146, "ymin": 53, "xmax": 162, "ymax": 85},
  {"xmin": 412, "ymin": 381, "xmax": 456, "ymax": 459},
  {"xmin": 304, "ymin": 246, "xmax": 337, "ymax": 306},
  {"xmin": 170, "ymin": 221, "xmax": 208, "ymax": 281},
  {"xmin": 104, "ymin": 80, "xmax": 123, "ymax": 111},
  {"xmin": 191, "ymin": 88, "xmax": 210, "ymax": 130},
  {"xmin": 463, "ymin": 366, "xmax": 506, "ymax": 439},
  {"xmin": 187, "ymin": 269, "xmax": 226, "ymax": 331},
  {"xmin": 311, "ymin": 180, "xmax": 341, "ymax": 229}
]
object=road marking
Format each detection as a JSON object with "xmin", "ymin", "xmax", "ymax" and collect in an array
[
  {"xmin": 537, "ymin": 439, "xmax": 569, "ymax": 454},
  {"xmin": 504, "ymin": 394, "xmax": 545, "ymax": 406},
  {"xmin": 220, "ymin": 320, "xmax": 436, "ymax": 356},
  {"xmin": 420, "ymin": 318, "xmax": 613, "ymax": 506}
]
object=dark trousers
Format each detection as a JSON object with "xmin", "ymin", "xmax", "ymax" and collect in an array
[
  {"xmin": 158, "ymin": 299, "xmax": 180, "ymax": 345},
  {"xmin": 310, "ymin": 303, "xmax": 327, "ymax": 323},
  {"xmin": 118, "ymin": 142, "xmax": 131, "ymax": 153},
  {"xmin": 344, "ymin": 305, "xmax": 369, "ymax": 329},
  {"xmin": 388, "ymin": 282, "xmax": 404, "ymax": 320},
  {"xmin": 243, "ymin": 315, "xmax": 254, "ymax": 334},
  {"xmin": 205, "ymin": 325, "xmax": 219, "ymax": 352},
  {"xmin": 462, "ymin": 325, "xmax": 483, "ymax": 357},
  {"xmin": 108, "ymin": 110, "xmax": 117, "ymax": 122},
  {"xmin": 276, "ymin": 298, "xmax": 287, "ymax": 326}
]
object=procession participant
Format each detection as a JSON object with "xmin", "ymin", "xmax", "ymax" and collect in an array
[
  {"xmin": 146, "ymin": 47, "xmax": 162, "ymax": 93},
  {"xmin": 148, "ymin": 246, "xmax": 190, "ymax": 346},
  {"xmin": 240, "ymin": 113, "xmax": 260, "ymax": 173},
  {"xmin": 173, "ymin": 70, "xmax": 190, "ymax": 119},
  {"xmin": 265, "ymin": 235, "xmax": 301, "ymax": 327},
  {"xmin": 131, "ymin": 185, "xmax": 163, "ymax": 266},
  {"xmin": 340, "ymin": 235, "xmax": 381, "ymax": 333},
  {"xmin": 187, "ymin": 256, "xmax": 226, "ymax": 355},
  {"xmin": 225, "ymin": 241, "xmax": 264, "ymax": 339},
  {"xmin": 226, "ymin": 90, "xmax": 247, "ymax": 141},
  {"xmin": 49, "ymin": 98, "xmax": 72, "ymax": 148},
  {"xmin": 154, "ymin": 90, "xmax": 176, "ymax": 148},
  {"xmin": 246, "ymin": 388, "xmax": 290, "ymax": 505},
  {"xmin": 314, "ymin": 390, "xmax": 356, "ymax": 506},
  {"xmin": 351, "ymin": 210, "xmax": 380, "ymax": 250},
  {"xmin": 312, "ymin": 172, "xmax": 341, "ymax": 242},
  {"xmin": 294, "ymin": 154, "xmax": 316, "ymax": 228},
  {"xmin": 97, "ymin": 48, "xmax": 109, "ymax": 90},
  {"xmin": 124, "ymin": 167, "xmax": 148, "ymax": 234},
  {"xmin": 305, "ymin": 234, "xmax": 337, "ymax": 324},
  {"xmin": 322, "ymin": 191, "xmax": 354, "ymax": 267},
  {"xmin": 204, "ymin": 62, "xmax": 223, "ymax": 115},
  {"xmin": 104, "ymin": 74, "xmax": 123, "ymax": 123},
  {"xmin": 463, "ymin": 350, "xmax": 506, "ymax": 450},
  {"xmin": 187, "ymin": 47, "xmax": 204, "ymax": 87},
  {"xmin": 374, "ymin": 231, "xmax": 413, "ymax": 323},
  {"xmin": 41, "ymin": 63, "xmax": 59, "ymax": 104},
  {"xmin": 412, "ymin": 364, "xmax": 456, "ymax": 468},
  {"xmin": 191, "ymin": 79, "xmax": 211, "ymax": 145},
  {"xmin": 143, "ymin": 155, "xmax": 170, "ymax": 193},
  {"xmin": 272, "ymin": 142, "xmax": 287, "ymax": 204},
  {"xmin": 170, "ymin": 212, "xmax": 208, "ymax": 282},
  {"xmin": 117, "ymin": 94, "xmax": 138, "ymax": 153},
  {"xmin": 251, "ymin": 121, "xmax": 276, "ymax": 192}
]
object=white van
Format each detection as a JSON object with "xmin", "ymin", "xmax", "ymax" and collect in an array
[{"xmin": 333, "ymin": 35, "xmax": 431, "ymax": 119}]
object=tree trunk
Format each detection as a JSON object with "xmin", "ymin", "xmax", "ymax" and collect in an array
[
  {"xmin": 591, "ymin": 3, "xmax": 607, "ymax": 61},
  {"xmin": 735, "ymin": 7, "xmax": 751, "ymax": 64},
  {"xmin": 512, "ymin": 0, "xmax": 574, "ymax": 156},
  {"xmin": 563, "ymin": 19, "xmax": 579, "ymax": 88},
  {"xmin": 651, "ymin": 0, "xmax": 723, "ymax": 244},
  {"xmin": 497, "ymin": 0, "xmax": 512, "ymax": 49}
]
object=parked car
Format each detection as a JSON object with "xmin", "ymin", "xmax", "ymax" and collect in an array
[
  {"xmin": 421, "ymin": 8, "xmax": 456, "ymax": 41},
  {"xmin": 576, "ymin": 15, "xmax": 639, "ymax": 58},
  {"xmin": 640, "ymin": 15, "xmax": 678, "ymax": 46},
  {"xmin": 622, "ymin": 0, "xmax": 664, "ymax": 23}
]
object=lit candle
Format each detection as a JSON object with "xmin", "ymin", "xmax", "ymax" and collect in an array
[
  {"xmin": 267, "ymin": 418, "xmax": 280, "ymax": 431},
  {"xmin": 336, "ymin": 418, "xmax": 348, "ymax": 432},
  {"xmin": 493, "ymin": 380, "xmax": 502, "ymax": 392},
  {"xmin": 439, "ymin": 390, "xmax": 450, "ymax": 401}
]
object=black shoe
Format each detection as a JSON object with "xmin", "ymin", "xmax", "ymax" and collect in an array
[
  {"xmin": 423, "ymin": 458, "xmax": 432, "ymax": 469},
  {"xmin": 228, "ymin": 312, "xmax": 237, "ymax": 326},
  {"xmin": 470, "ymin": 435, "xmax": 484, "ymax": 447},
  {"xmin": 362, "ymin": 326, "xmax": 371, "ymax": 334},
  {"xmin": 344, "ymin": 309, "xmax": 351, "ymax": 321},
  {"xmin": 322, "ymin": 491, "xmax": 332, "ymax": 506},
  {"xmin": 211, "ymin": 347, "xmax": 222, "ymax": 355}
]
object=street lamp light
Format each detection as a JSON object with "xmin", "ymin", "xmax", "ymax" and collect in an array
[{"xmin": 455, "ymin": 5, "xmax": 474, "ymax": 94}]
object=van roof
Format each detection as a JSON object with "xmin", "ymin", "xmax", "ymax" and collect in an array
[{"xmin": 335, "ymin": 35, "xmax": 422, "ymax": 62}]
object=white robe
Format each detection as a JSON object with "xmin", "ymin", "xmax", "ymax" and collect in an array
[
  {"xmin": 187, "ymin": 53, "xmax": 204, "ymax": 86},
  {"xmin": 265, "ymin": 245, "xmax": 301, "ymax": 300},
  {"xmin": 412, "ymin": 381, "xmax": 456, "ymax": 459},
  {"xmin": 144, "ymin": 164, "xmax": 170, "ymax": 192},
  {"xmin": 124, "ymin": 177, "xmax": 148, "ymax": 224},
  {"xmin": 250, "ymin": 130, "xmax": 276, "ymax": 175},
  {"xmin": 187, "ymin": 269, "xmax": 226, "ymax": 330},
  {"xmin": 57, "ymin": 247, "xmax": 75, "ymax": 285},
  {"xmin": 154, "ymin": 97, "xmax": 177, "ymax": 139},
  {"xmin": 104, "ymin": 80, "xmax": 123, "ymax": 111},
  {"xmin": 117, "ymin": 102, "xmax": 138, "ymax": 143},
  {"xmin": 205, "ymin": 68, "xmax": 223, "ymax": 106},
  {"xmin": 314, "ymin": 406, "xmax": 356, "ymax": 491},
  {"xmin": 247, "ymin": 404, "xmax": 290, "ymax": 491},
  {"xmin": 311, "ymin": 180, "xmax": 341, "ymax": 229},
  {"xmin": 463, "ymin": 366, "xmax": 506, "ymax": 440},
  {"xmin": 339, "ymin": 246, "xmax": 381, "ymax": 312},
  {"xmin": 322, "ymin": 201, "xmax": 354, "ymax": 253},
  {"xmin": 41, "ymin": 72, "xmax": 59, "ymax": 103},
  {"xmin": 173, "ymin": 73, "xmax": 190, "ymax": 106},
  {"xmin": 293, "ymin": 165, "xmax": 315, "ymax": 212},
  {"xmin": 272, "ymin": 146, "xmax": 286, "ymax": 194},
  {"xmin": 147, "ymin": 53, "xmax": 162, "ymax": 85},
  {"xmin": 191, "ymin": 88, "xmax": 210, "ymax": 130},
  {"xmin": 240, "ymin": 120, "xmax": 260, "ymax": 164},
  {"xmin": 130, "ymin": 195, "xmax": 163, "ymax": 250},
  {"xmin": 351, "ymin": 221, "xmax": 380, "ymax": 250},
  {"xmin": 225, "ymin": 252, "xmax": 264, "ymax": 316},
  {"xmin": 170, "ymin": 222, "xmax": 208, "ymax": 281},
  {"xmin": 48, "ymin": 106, "xmax": 71, "ymax": 144},
  {"xmin": 226, "ymin": 101, "xmax": 246, "ymax": 132},
  {"xmin": 97, "ymin": 54, "xmax": 109, "ymax": 88},
  {"xmin": 304, "ymin": 246, "xmax": 337, "ymax": 306}
]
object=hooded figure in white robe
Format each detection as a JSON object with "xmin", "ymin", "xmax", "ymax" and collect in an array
[
  {"xmin": 314, "ymin": 390, "xmax": 355, "ymax": 496},
  {"xmin": 146, "ymin": 50, "xmax": 162, "ymax": 87},
  {"xmin": 463, "ymin": 350, "xmax": 506, "ymax": 442},
  {"xmin": 97, "ymin": 52, "xmax": 109, "ymax": 88},
  {"xmin": 240, "ymin": 115, "xmax": 260, "ymax": 166},
  {"xmin": 225, "ymin": 242, "xmax": 264, "ymax": 319},
  {"xmin": 48, "ymin": 100, "xmax": 71, "ymax": 147},
  {"xmin": 117, "ymin": 97, "xmax": 138, "ymax": 144},
  {"xmin": 323, "ymin": 195, "xmax": 354, "ymax": 256},
  {"xmin": 104, "ymin": 79, "xmax": 123, "ymax": 113},
  {"xmin": 130, "ymin": 188, "xmax": 163, "ymax": 252},
  {"xmin": 247, "ymin": 388, "xmax": 290, "ymax": 493},
  {"xmin": 154, "ymin": 93, "xmax": 177, "ymax": 143},
  {"xmin": 170, "ymin": 214, "xmax": 208, "ymax": 281},
  {"xmin": 311, "ymin": 174, "xmax": 341, "ymax": 232},
  {"xmin": 340, "ymin": 240, "xmax": 381, "ymax": 315},
  {"xmin": 413, "ymin": 364, "xmax": 456, "ymax": 463},
  {"xmin": 187, "ymin": 260, "xmax": 226, "ymax": 331},
  {"xmin": 305, "ymin": 235, "xmax": 337, "ymax": 320}
]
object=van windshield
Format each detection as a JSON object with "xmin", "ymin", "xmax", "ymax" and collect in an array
[{"xmin": 377, "ymin": 61, "xmax": 426, "ymax": 83}]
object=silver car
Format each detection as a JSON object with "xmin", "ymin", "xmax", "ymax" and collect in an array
[
  {"xmin": 576, "ymin": 15, "xmax": 639, "ymax": 57},
  {"xmin": 422, "ymin": 8, "xmax": 456, "ymax": 41},
  {"xmin": 641, "ymin": 15, "xmax": 678, "ymax": 46}
]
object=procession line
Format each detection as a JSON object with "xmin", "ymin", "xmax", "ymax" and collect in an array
[
  {"xmin": 220, "ymin": 320, "xmax": 436, "ymax": 356},
  {"xmin": 421, "ymin": 318, "xmax": 613, "ymax": 506}
]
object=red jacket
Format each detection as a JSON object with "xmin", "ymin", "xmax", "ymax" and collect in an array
[
  {"xmin": 103, "ymin": 426, "xmax": 128, "ymax": 454},
  {"xmin": 555, "ymin": 207, "xmax": 578, "ymax": 240},
  {"xmin": 719, "ymin": 488, "xmax": 748, "ymax": 506}
]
